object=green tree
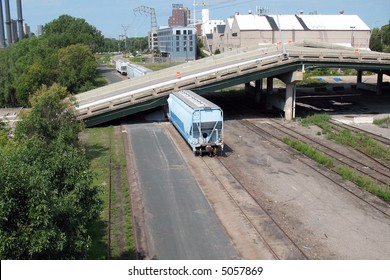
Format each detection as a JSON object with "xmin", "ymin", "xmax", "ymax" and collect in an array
[
  {"xmin": 14, "ymin": 84, "xmax": 82, "ymax": 146},
  {"xmin": 43, "ymin": 15, "xmax": 104, "ymax": 52},
  {"xmin": 370, "ymin": 28, "xmax": 383, "ymax": 52},
  {"xmin": 370, "ymin": 24, "xmax": 390, "ymax": 53},
  {"xmin": 0, "ymin": 84, "xmax": 101, "ymax": 259},
  {"xmin": 57, "ymin": 44, "xmax": 98, "ymax": 93},
  {"xmin": 0, "ymin": 121, "xmax": 9, "ymax": 148},
  {"xmin": 0, "ymin": 14, "xmax": 105, "ymax": 107}
]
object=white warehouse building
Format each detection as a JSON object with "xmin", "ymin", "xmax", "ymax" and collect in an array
[{"xmin": 210, "ymin": 13, "xmax": 371, "ymax": 53}]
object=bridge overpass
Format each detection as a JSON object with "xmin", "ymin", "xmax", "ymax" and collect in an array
[{"xmin": 75, "ymin": 41, "xmax": 390, "ymax": 126}]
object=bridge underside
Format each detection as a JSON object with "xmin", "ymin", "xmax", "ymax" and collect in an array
[{"xmin": 77, "ymin": 42, "xmax": 390, "ymax": 127}]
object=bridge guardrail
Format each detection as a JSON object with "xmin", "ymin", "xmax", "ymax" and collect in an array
[{"xmin": 76, "ymin": 45, "xmax": 390, "ymax": 122}]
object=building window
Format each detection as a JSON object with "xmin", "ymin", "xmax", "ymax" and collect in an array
[
  {"xmin": 183, "ymin": 30, "xmax": 187, "ymax": 35},
  {"xmin": 176, "ymin": 41, "xmax": 180, "ymax": 46},
  {"xmin": 176, "ymin": 30, "xmax": 181, "ymax": 35},
  {"xmin": 188, "ymin": 30, "xmax": 192, "ymax": 35},
  {"xmin": 176, "ymin": 36, "xmax": 179, "ymax": 41},
  {"xmin": 183, "ymin": 35, "xmax": 187, "ymax": 41},
  {"xmin": 176, "ymin": 47, "xmax": 180, "ymax": 52},
  {"xmin": 190, "ymin": 47, "xmax": 193, "ymax": 52},
  {"xmin": 184, "ymin": 47, "xmax": 187, "ymax": 52}
]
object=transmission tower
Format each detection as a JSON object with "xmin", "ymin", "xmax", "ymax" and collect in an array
[
  {"xmin": 133, "ymin": 6, "xmax": 158, "ymax": 32},
  {"xmin": 121, "ymin": 24, "xmax": 130, "ymax": 53},
  {"xmin": 133, "ymin": 6, "xmax": 158, "ymax": 51}
]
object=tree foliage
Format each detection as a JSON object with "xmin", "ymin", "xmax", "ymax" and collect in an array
[
  {"xmin": 0, "ymin": 84, "xmax": 102, "ymax": 259},
  {"xmin": 43, "ymin": 15, "xmax": 104, "ymax": 52},
  {"xmin": 0, "ymin": 15, "xmax": 103, "ymax": 108},
  {"xmin": 57, "ymin": 44, "xmax": 98, "ymax": 93},
  {"xmin": 14, "ymin": 84, "xmax": 83, "ymax": 146},
  {"xmin": 370, "ymin": 24, "xmax": 390, "ymax": 52}
]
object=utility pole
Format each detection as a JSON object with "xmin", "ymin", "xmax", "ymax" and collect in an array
[{"xmin": 121, "ymin": 25, "xmax": 129, "ymax": 54}]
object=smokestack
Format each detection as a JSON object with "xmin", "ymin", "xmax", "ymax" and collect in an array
[
  {"xmin": 16, "ymin": 0, "xmax": 24, "ymax": 40},
  {"xmin": 0, "ymin": 0, "xmax": 6, "ymax": 47},
  {"xmin": 4, "ymin": 0, "xmax": 11, "ymax": 45}
]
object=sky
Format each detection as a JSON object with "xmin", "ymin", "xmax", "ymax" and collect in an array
[{"xmin": 5, "ymin": 0, "xmax": 390, "ymax": 38}]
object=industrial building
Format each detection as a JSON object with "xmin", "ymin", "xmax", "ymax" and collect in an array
[
  {"xmin": 209, "ymin": 12, "xmax": 371, "ymax": 53},
  {"xmin": 157, "ymin": 26, "xmax": 197, "ymax": 62}
]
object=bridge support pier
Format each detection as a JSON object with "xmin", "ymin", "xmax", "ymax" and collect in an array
[
  {"xmin": 265, "ymin": 77, "xmax": 274, "ymax": 110},
  {"xmin": 284, "ymin": 83, "xmax": 296, "ymax": 121},
  {"xmin": 357, "ymin": 70, "xmax": 363, "ymax": 84},
  {"xmin": 245, "ymin": 79, "xmax": 263, "ymax": 103},
  {"xmin": 357, "ymin": 71, "xmax": 385, "ymax": 95},
  {"xmin": 267, "ymin": 71, "xmax": 302, "ymax": 121},
  {"xmin": 377, "ymin": 72, "xmax": 383, "ymax": 95}
]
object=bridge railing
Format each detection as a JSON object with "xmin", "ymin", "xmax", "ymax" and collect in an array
[
  {"xmin": 76, "ymin": 45, "xmax": 390, "ymax": 121},
  {"xmin": 288, "ymin": 47, "xmax": 390, "ymax": 64},
  {"xmin": 76, "ymin": 49, "xmax": 290, "ymax": 119}
]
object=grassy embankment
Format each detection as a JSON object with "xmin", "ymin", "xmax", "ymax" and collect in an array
[{"xmin": 84, "ymin": 126, "xmax": 136, "ymax": 259}]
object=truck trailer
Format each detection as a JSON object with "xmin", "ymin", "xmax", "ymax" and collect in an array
[
  {"xmin": 167, "ymin": 90, "xmax": 224, "ymax": 156},
  {"xmin": 115, "ymin": 60, "xmax": 127, "ymax": 75}
]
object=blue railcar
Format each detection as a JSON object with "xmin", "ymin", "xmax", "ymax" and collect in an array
[{"xmin": 167, "ymin": 90, "xmax": 224, "ymax": 155}]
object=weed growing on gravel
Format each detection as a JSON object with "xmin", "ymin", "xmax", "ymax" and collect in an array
[
  {"xmin": 301, "ymin": 114, "xmax": 390, "ymax": 165},
  {"xmin": 282, "ymin": 137, "xmax": 334, "ymax": 168},
  {"xmin": 283, "ymin": 136, "xmax": 390, "ymax": 202},
  {"xmin": 373, "ymin": 117, "xmax": 390, "ymax": 128},
  {"xmin": 328, "ymin": 130, "xmax": 390, "ymax": 165},
  {"xmin": 336, "ymin": 165, "xmax": 390, "ymax": 202},
  {"xmin": 301, "ymin": 114, "xmax": 332, "ymax": 134}
]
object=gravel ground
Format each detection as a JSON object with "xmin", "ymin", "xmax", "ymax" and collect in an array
[{"xmin": 123, "ymin": 78, "xmax": 390, "ymax": 260}]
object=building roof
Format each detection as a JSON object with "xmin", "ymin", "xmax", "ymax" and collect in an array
[
  {"xmin": 229, "ymin": 14, "xmax": 370, "ymax": 32},
  {"xmin": 297, "ymin": 15, "xmax": 370, "ymax": 31},
  {"xmin": 235, "ymin": 14, "xmax": 272, "ymax": 30},
  {"xmin": 227, "ymin": 18, "xmax": 234, "ymax": 29},
  {"xmin": 269, "ymin": 15, "xmax": 305, "ymax": 30}
]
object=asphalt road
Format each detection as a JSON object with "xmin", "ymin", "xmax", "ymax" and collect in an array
[
  {"xmin": 127, "ymin": 123, "xmax": 239, "ymax": 260},
  {"xmin": 98, "ymin": 63, "xmax": 127, "ymax": 84}
]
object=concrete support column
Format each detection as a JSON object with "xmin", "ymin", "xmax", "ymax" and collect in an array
[
  {"xmin": 267, "ymin": 77, "xmax": 274, "ymax": 95},
  {"xmin": 245, "ymin": 82, "xmax": 250, "ymax": 95},
  {"xmin": 255, "ymin": 79, "xmax": 263, "ymax": 103},
  {"xmin": 284, "ymin": 83, "xmax": 296, "ymax": 121},
  {"xmin": 266, "ymin": 77, "xmax": 274, "ymax": 110},
  {"xmin": 357, "ymin": 70, "xmax": 363, "ymax": 84},
  {"xmin": 377, "ymin": 72, "xmax": 383, "ymax": 95}
]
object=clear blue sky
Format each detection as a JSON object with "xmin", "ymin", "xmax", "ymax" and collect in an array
[{"xmin": 8, "ymin": 0, "xmax": 390, "ymax": 38}]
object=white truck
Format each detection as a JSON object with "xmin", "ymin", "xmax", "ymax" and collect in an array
[{"xmin": 115, "ymin": 60, "xmax": 127, "ymax": 75}]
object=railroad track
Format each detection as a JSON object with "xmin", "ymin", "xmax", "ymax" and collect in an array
[
  {"xmin": 262, "ymin": 120, "xmax": 390, "ymax": 187},
  {"xmin": 238, "ymin": 119, "xmax": 390, "ymax": 217},
  {"xmin": 328, "ymin": 119, "xmax": 390, "ymax": 147},
  {"xmin": 211, "ymin": 90, "xmax": 390, "ymax": 185},
  {"xmin": 199, "ymin": 154, "xmax": 309, "ymax": 260}
]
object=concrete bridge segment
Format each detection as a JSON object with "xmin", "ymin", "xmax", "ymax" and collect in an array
[{"xmin": 75, "ymin": 41, "xmax": 390, "ymax": 126}]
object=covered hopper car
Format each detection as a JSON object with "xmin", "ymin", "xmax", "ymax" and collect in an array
[{"xmin": 167, "ymin": 90, "xmax": 224, "ymax": 156}]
